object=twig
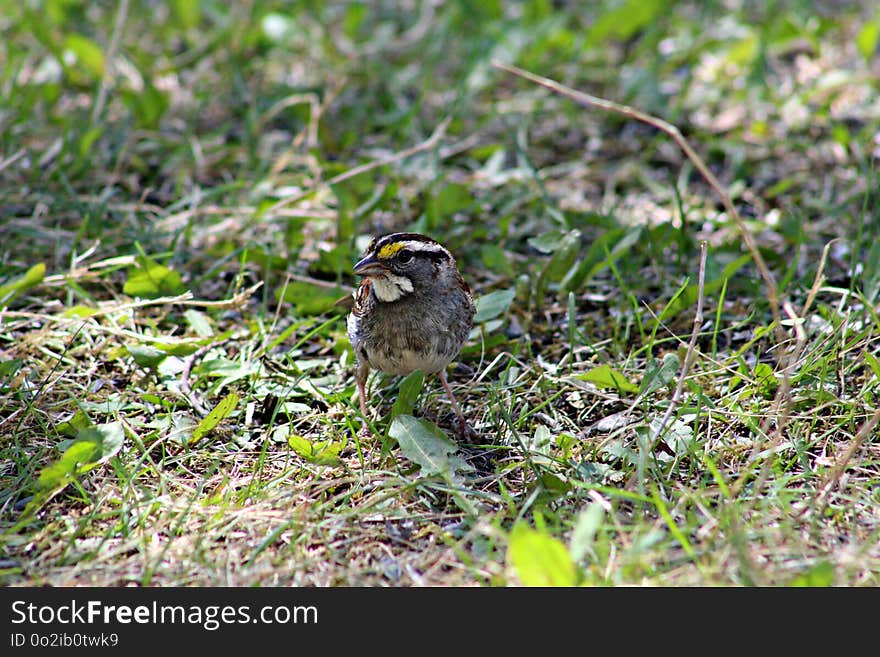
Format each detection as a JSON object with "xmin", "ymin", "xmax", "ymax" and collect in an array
[
  {"xmin": 42, "ymin": 255, "xmax": 138, "ymax": 286},
  {"xmin": 0, "ymin": 149, "xmax": 26, "ymax": 174},
  {"xmin": 491, "ymin": 62, "xmax": 783, "ymax": 345},
  {"xmin": 284, "ymin": 273, "xmax": 353, "ymax": 293},
  {"xmin": 1, "ymin": 310, "xmax": 231, "ymax": 344},
  {"xmin": 153, "ymin": 205, "xmax": 337, "ymax": 234},
  {"xmin": 260, "ymin": 93, "xmax": 322, "ymax": 148},
  {"xmin": 177, "ymin": 344, "xmax": 215, "ymax": 418},
  {"xmin": 191, "ymin": 281, "xmax": 264, "ymax": 310},
  {"xmin": 653, "ymin": 240, "xmax": 709, "ymax": 442},
  {"xmin": 773, "ymin": 301, "xmax": 808, "ymax": 420},
  {"xmin": 0, "ymin": 282, "xmax": 263, "ymax": 327},
  {"xmin": 265, "ymin": 117, "xmax": 451, "ymax": 215},
  {"xmin": 801, "ymin": 239, "xmax": 839, "ymax": 319}
]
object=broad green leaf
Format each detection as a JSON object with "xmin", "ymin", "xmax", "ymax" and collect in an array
[
  {"xmin": 37, "ymin": 421, "xmax": 124, "ymax": 492},
  {"xmin": 468, "ymin": 320, "xmax": 504, "ymax": 343},
  {"xmin": 575, "ymin": 364, "xmax": 638, "ymax": 393},
  {"xmin": 288, "ymin": 434, "xmax": 343, "ymax": 466},
  {"xmin": 56, "ymin": 409, "xmax": 92, "ymax": 437},
  {"xmin": 426, "ymin": 183, "xmax": 473, "ymax": 227},
  {"xmin": 79, "ymin": 422, "xmax": 125, "ymax": 458},
  {"xmin": 530, "ymin": 424, "xmax": 553, "ymax": 461},
  {"xmin": 388, "ymin": 415, "xmax": 470, "ymax": 479},
  {"xmin": 123, "ymin": 256, "xmax": 186, "ymax": 299},
  {"xmin": 585, "ymin": 0, "xmax": 664, "ymax": 46},
  {"xmin": 508, "ymin": 523, "xmax": 578, "ymax": 586},
  {"xmin": 0, "ymin": 263, "xmax": 46, "ymax": 307},
  {"xmin": 528, "ymin": 230, "xmax": 569, "ymax": 254},
  {"xmin": 314, "ymin": 243, "xmax": 355, "ymax": 276},
  {"xmin": 856, "ymin": 21, "xmax": 879, "ymax": 60},
  {"xmin": 171, "ymin": 0, "xmax": 202, "ymax": 28},
  {"xmin": 78, "ymin": 395, "xmax": 134, "ymax": 414},
  {"xmin": 127, "ymin": 344, "xmax": 167, "ymax": 369},
  {"xmin": 184, "ymin": 309, "xmax": 213, "ymax": 337},
  {"xmin": 753, "ymin": 362, "xmax": 778, "ymax": 397},
  {"xmin": 64, "ymin": 34, "xmax": 105, "ymax": 79},
  {"xmin": 569, "ymin": 503, "xmax": 606, "ymax": 562},
  {"xmin": 62, "ymin": 305, "xmax": 100, "ymax": 318},
  {"xmin": 576, "ymin": 459, "xmax": 620, "ymax": 483},
  {"xmin": 473, "ymin": 289, "xmax": 515, "ymax": 323},
  {"xmin": 192, "ymin": 357, "xmax": 260, "ymax": 391},
  {"xmin": 639, "ymin": 353, "xmax": 679, "ymax": 396},
  {"xmin": 0, "ymin": 358, "xmax": 24, "ymax": 380},
  {"xmin": 480, "ymin": 243, "xmax": 514, "ymax": 277},
  {"xmin": 652, "ymin": 417, "xmax": 694, "ymax": 456},
  {"xmin": 789, "ymin": 561, "xmax": 835, "ymax": 587},
  {"xmin": 127, "ymin": 340, "xmax": 204, "ymax": 367},
  {"xmin": 152, "ymin": 341, "xmax": 202, "ymax": 357},
  {"xmin": 190, "ymin": 391, "xmax": 239, "ymax": 445},
  {"xmin": 36, "ymin": 441, "xmax": 101, "ymax": 492},
  {"xmin": 167, "ymin": 412, "xmax": 197, "ymax": 445},
  {"xmin": 726, "ymin": 34, "xmax": 758, "ymax": 67},
  {"xmin": 342, "ymin": 2, "xmax": 367, "ymax": 39},
  {"xmin": 391, "ymin": 370, "xmax": 424, "ymax": 418},
  {"xmin": 830, "ymin": 124, "xmax": 850, "ymax": 148},
  {"xmin": 277, "ymin": 280, "xmax": 347, "ymax": 315}
]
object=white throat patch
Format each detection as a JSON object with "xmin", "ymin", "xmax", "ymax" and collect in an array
[{"xmin": 371, "ymin": 272, "xmax": 414, "ymax": 302}]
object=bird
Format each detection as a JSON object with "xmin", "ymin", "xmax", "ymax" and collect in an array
[{"xmin": 345, "ymin": 232, "xmax": 475, "ymax": 436}]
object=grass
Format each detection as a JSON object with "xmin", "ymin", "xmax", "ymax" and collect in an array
[{"xmin": 1, "ymin": 0, "xmax": 879, "ymax": 586}]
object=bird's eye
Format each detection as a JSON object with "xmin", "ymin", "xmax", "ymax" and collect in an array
[{"xmin": 397, "ymin": 249, "xmax": 413, "ymax": 264}]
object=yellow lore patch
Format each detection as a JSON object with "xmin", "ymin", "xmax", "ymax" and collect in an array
[{"xmin": 377, "ymin": 242, "xmax": 406, "ymax": 259}]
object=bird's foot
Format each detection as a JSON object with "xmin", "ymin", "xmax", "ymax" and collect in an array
[{"xmin": 452, "ymin": 416, "xmax": 479, "ymax": 442}]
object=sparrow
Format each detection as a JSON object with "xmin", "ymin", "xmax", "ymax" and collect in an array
[{"xmin": 345, "ymin": 232, "xmax": 475, "ymax": 435}]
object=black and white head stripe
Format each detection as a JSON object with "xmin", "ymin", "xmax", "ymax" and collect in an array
[{"xmin": 370, "ymin": 233, "xmax": 452, "ymax": 262}]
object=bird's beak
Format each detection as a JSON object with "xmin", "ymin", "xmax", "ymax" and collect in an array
[{"xmin": 353, "ymin": 255, "xmax": 387, "ymax": 276}]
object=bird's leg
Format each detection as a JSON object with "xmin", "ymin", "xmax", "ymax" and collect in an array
[
  {"xmin": 355, "ymin": 363, "xmax": 372, "ymax": 436},
  {"xmin": 357, "ymin": 381, "xmax": 369, "ymax": 418},
  {"xmin": 439, "ymin": 368, "xmax": 474, "ymax": 439}
]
